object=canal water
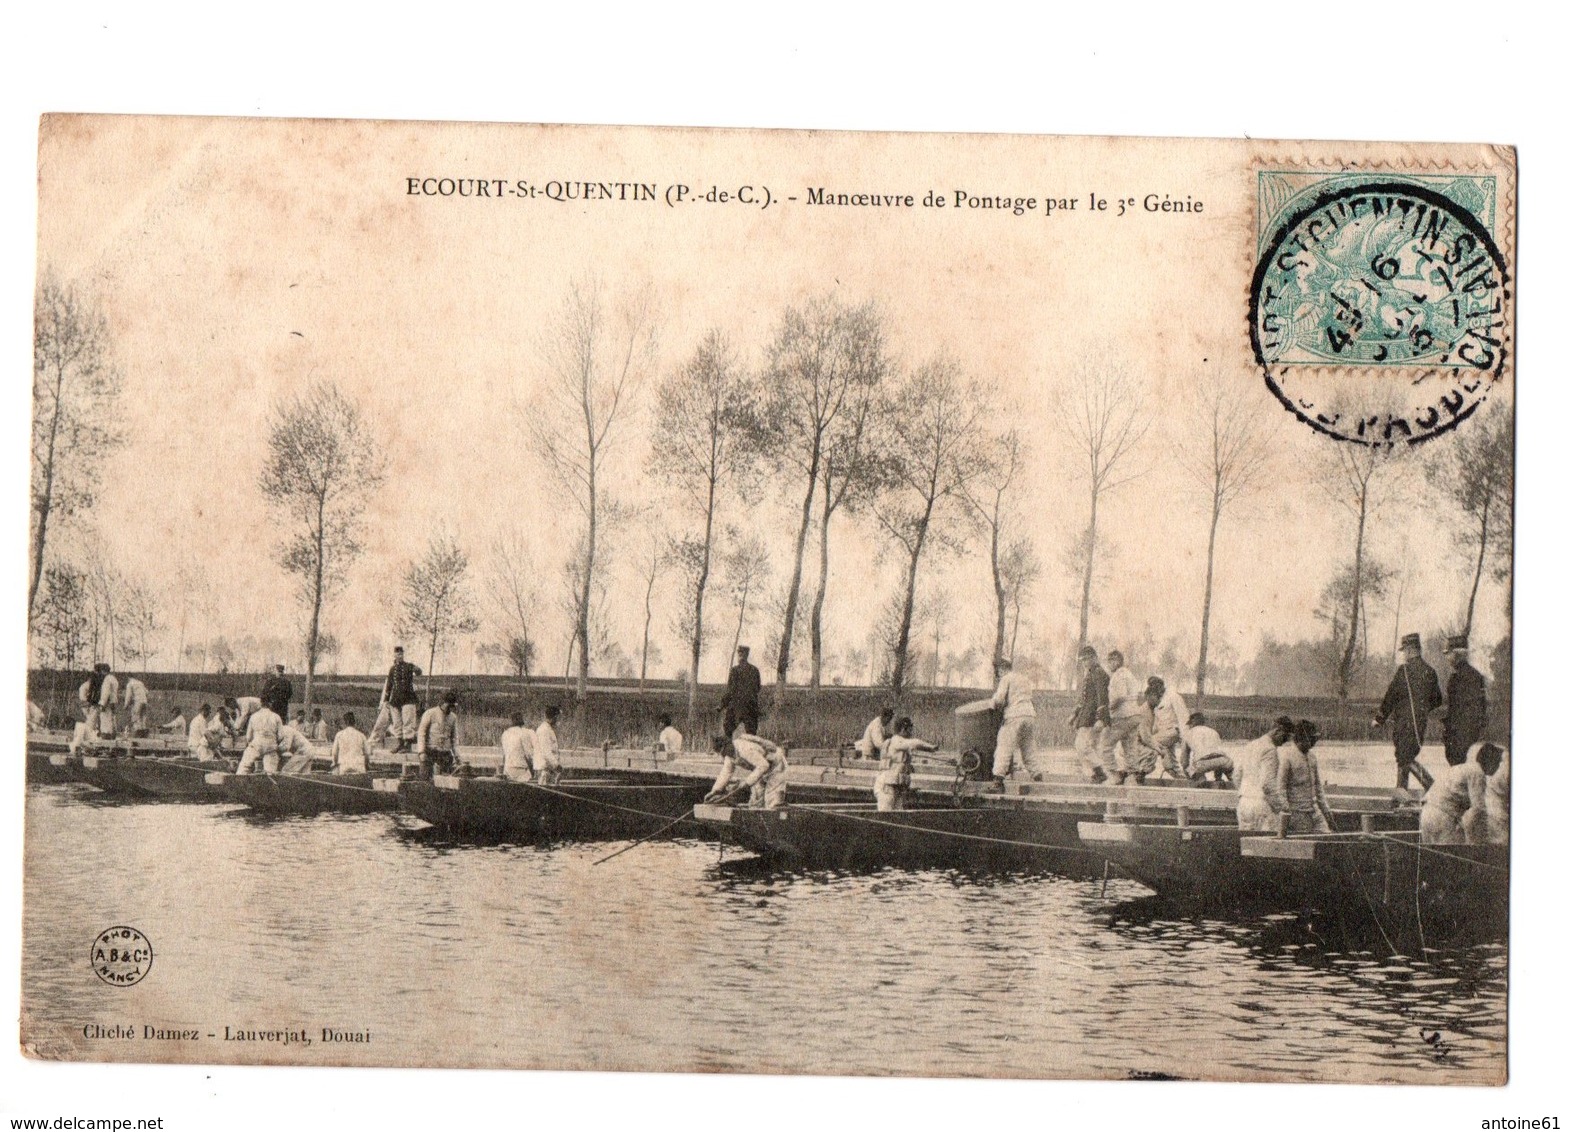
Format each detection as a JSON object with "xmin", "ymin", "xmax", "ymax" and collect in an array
[{"xmin": 21, "ymin": 745, "xmax": 1506, "ymax": 1084}]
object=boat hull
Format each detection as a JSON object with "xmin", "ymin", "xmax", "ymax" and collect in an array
[
  {"xmin": 398, "ymin": 774, "xmax": 712, "ymax": 840},
  {"xmin": 1239, "ymin": 833, "xmax": 1509, "ymax": 946},
  {"xmin": 95, "ymin": 754, "xmax": 238, "ymax": 799},
  {"xmin": 696, "ymin": 801, "xmax": 1127, "ymax": 875},
  {"xmin": 208, "ymin": 771, "xmax": 400, "ymax": 815},
  {"xmin": 26, "ymin": 751, "xmax": 79, "ymax": 785}
]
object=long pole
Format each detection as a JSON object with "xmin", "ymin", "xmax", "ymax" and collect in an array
[{"xmin": 591, "ymin": 782, "xmax": 749, "ymax": 866}]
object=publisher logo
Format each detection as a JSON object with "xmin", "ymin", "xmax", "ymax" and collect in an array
[{"xmin": 91, "ymin": 925, "xmax": 153, "ymax": 987}]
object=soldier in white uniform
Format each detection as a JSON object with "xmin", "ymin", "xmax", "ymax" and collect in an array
[
  {"xmin": 1482, "ymin": 744, "xmax": 1510, "ymax": 844},
  {"xmin": 122, "ymin": 675, "xmax": 150, "ymax": 736},
  {"xmin": 1100, "ymin": 651, "xmax": 1144, "ymax": 782},
  {"xmin": 415, "ymin": 691, "xmax": 460, "ymax": 778},
  {"xmin": 236, "ymin": 705, "xmax": 283, "ymax": 775},
  {"xmin": 275, "ymin": 724, "xmax": 314, "ymax": 773},
  {"xmin": 78, "ymin": 671, "xmax": 99, "ymax": 735},
  {"xmin": 704, "ymin": 727, "xmax": 788, "ymax": 809},
  {"xmin": 1235, "ymin": 716, "xmax": 1292, "ymax": 831},
  {"xmin": 532, "ymin": 705, "xmax": 562, "ymax": 783},
  {"xmin": 97, "ymin": 665, "xmax": 120, "ymax": 738},
  {"xmin": 1420, "ymin": 748, "xmax": 1489, "ymax": 845},
  {"xmin": 187, "ymin": 704, "xmax": 217, "ymax": 761},
  {"xmin": 1146, "ymin": 676, "xmax": 1190, "ymax": 778},
  {"xmin": 1183, "ymin": 712, "xmax": 1232, "ymax": 783},
  {"xmin": 989, "ymin": 658, "xmax": 1038, "ymax": 786},
  {"xmin": 655, "ymin": 713, "xmax": 684, "ymax": 757},
  {"xmin": 874, "ymin": 716, "xmax": 936, "ymax": 811},
  {"xmin": 330, "ymin": 711, "xmax": 370, "ymax": 775},
  {"xmin": 226, "ymin": 696, "xmax": 263, "ymax": 737},
  {"xmin": 500, "ymin": 712, "xmax": 536, "ymax": 781},
  {"xmin": 855, "ymin": 708, "xmax": 894, "ymax": 761}
]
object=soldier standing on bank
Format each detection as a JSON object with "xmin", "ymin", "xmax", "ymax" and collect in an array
[
  {"xmin": 1442, "ymin": 635, "xmax": 1489, "ymax": 767},
  {"xmin": 1371, "ymin": 632, "xmax": 1441, "ymax": 792}
]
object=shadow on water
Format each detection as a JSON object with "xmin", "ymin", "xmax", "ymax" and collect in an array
[
  {"xmin": 705, "ymin": 850, "xmax": 1074, "ymax": 890},
  {"xmin": 1096, "ymin": 894, "xmax": 1508, "ymax": 1067}
]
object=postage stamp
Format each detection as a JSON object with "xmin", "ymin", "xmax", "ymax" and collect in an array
[{"xmin": 1250, "ymin": 170, "xmax": 1511, "ymax": 445}]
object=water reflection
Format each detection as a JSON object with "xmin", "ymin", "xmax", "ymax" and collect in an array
[{"xmin": 22, "ymin": 783, "xmax": 1505, "ymax": 1082}]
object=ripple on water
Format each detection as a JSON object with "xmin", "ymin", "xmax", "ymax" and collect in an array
[{"xmin": 21, "ymin": 785, "xmax": 1506, "ymax": 1081}]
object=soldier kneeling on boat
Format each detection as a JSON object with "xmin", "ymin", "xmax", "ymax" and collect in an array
[
  {"xmin": 1420, "ymin": 741, "xmax": 1509, "ymax": 845},
  {"xmin": 704, "ymin": 724, "xmax": 788, "ymax": 810}
]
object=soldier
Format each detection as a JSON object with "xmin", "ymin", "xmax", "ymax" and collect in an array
[
  {"xmin": 1442, "ymin": 635, "xmax": 1488, "ymax": 767},
  {"xmin": 415, "ymin": 690, "xmax": 460, "ymax": 778},
  {"xmin": 259, "ymin": 663, "xmax": 292, "ymax": 721},
  {"xmin": 1371, "ymin": 632, "xmax": 1441, "ymax": 791},
  {"xmin": 1070, "ymin": 646, "xmax": 1112, "ymax": 783},
  {"xmin": 988, "ymin": 656, "xmax": 1039, "ymax": 787},
  {"xmin": 719, "ymin": 645, "xmax": 762, "ymax": 738},
  {"xmin": 380, "ymin": 646, "xmax": 424, "ymax": 753}
]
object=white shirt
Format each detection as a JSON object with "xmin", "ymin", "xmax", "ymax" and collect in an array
[
  {"xmin": 658, "ymin": 725, "xmax": 684, "ymax": 755},
  {"xmin": 500, "ymin": 725, "xmax": 535, "ymax": 777},
  {"xmin": 234, "ymin": 696, "xmax": 262, "ymax": 718},
  {"xmin": 331, "ymin": 726, "xmax": 370, "ymax": 771},
  {"xmin": 533, "ymin": 721, "xmax": 559, "ymax": 769},
  {"xmin": 78, "ymin": 680, "xmax": 92, "ymax": 705},
  {"xmin": 859, "ymin": 716, "xmax": 890, "ymax": 756},
  {"xmin": 27, "ymin": 701, "xmax": 45, "ymax": 730},
  {"xmin": 310, "ymin": 719, "xmax": 329, "ymax": 741},
  {"xmin": 1236, "ymin": 733, "xmax": 1286, "ymax": 809},
  {"xmin": 245, "ymin": 708, "xmax": 282, "ymax": 753},
  {"xmin": 417, "ymin": 707, "xmax": 457, "ymax": 752},
  {"xmin": 881, "ymin": 734, "xmax": 930, "ymax": 771},
  {"xmin": 1107, "ymin": 667, "xmax": 1142, "ymax": 718},
  {"xmin": 98, "ymin": 673, "xmax": 120, "ymax": 708},
  {"xmin": 277, "ymin": 725, "xmax": 314, "ymax": 758},
  {"xmin": 123, "ymin": 678, "xmax": 149, "ymax": 709},
  {"xmin": 991, "ymin": 671, "xmax": 1037, "ymax": 721},
  {"xmin": 1152, "ymin": 689, "xmax": 1188, "ymax": 736},
  {"xmin": 188, "ymin": 712, "xmax": 212, "ymax": 750},
  {"xmin": 1186, "ymin": 724, "xmax": 1225, "ymax": 761}
]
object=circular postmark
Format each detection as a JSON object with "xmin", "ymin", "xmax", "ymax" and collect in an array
[
  {"xmin": 90, "ymin": 925, "xmax": 153, "ymax": 987},
  {"xmin": 1250, "ymin": 180, "xmax": 1509, "ymax": 445}
]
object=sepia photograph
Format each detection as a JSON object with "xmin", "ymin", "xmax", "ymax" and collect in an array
[{"xmin": 20, "ymin": 116, "xmax": 1517, "ymax": 1088}]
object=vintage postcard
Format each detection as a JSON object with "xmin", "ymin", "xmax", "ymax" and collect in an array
[{"xmin": 24, "ymin": 117, "xmax": 1514, "ymax": 1083}]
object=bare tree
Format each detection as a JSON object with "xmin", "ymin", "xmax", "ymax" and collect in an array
[
  {"xmin": 873, "ymin": 359, "xmax": 991, "ymax": 695},
  {"xmin": 119, "ymin": 581, "xmax": 163, "ymax": 667},
  {"xmin": 998, "ymin": 536, "xmax": 1041, "ymax": 663},
  {"xmin": 1177, "ymin": 374, "xmax": 1276, "ymax": 704},
  {"xmin": 31, "ymin": 274, "xmax": 124, "ymax": 623},
  {"xmin": 961, "ymin": 428, "xmax": 1029, "ymax": 678},
  {"xmin": 168, "ymin": 562, "xmax": 214, "ymax": 689},
  {"xmin": 1315, "ymin": 441, "xmax": 1404, "ymax": 700},
  {"xmin": 526, "ymin": 278, "xmax": 657, "ymax": 699},
  {"xmin": 759, "ymin": 296, "xmax": 892, "ymax": 700},
  {"xmin": 31, "ymin": 562, "xmax": 92, "ymax": 669},
  {"xmin": 807, "ymin": 370, "xmax": 889, "ymax": 690},
  {"xmin": 649, "ymin": 330, "xmax": 758, "ymax": 728},
  {"xmin": 258, "ymin": 381, "xmax": 386, "ymax": 715},
  {"xmin": 1057, "ymin": 364, "xmax": 1150, "ymax": 651},
  {"xmin": 723, "ymin": 528, "xmax": 771, "ymax": 662},
  {"xmin": 1424, "ymin": 403, "xmax": 1513, "ymax": 638},
  {"xmin": 484, "ymin": 527, "xmax": 541, "ymax": 683},
  {"xmin": 397, "ymin": 534, "xmax": 480, "ymax": 695},
  {"xmin": 635, "ymin": 531, "xmax": 667, "ymax": 693}
]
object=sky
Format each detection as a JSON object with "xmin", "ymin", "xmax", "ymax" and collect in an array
[{"xmin": 33, "ymin": 119, "xmax": 1515, "ymax": 689}]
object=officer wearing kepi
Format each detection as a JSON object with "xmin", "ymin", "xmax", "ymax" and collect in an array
[
  {"xmin": 1372, "ymin": 632, "xmax": 1441, "ymax": 792},
  {"xmin": 1441, "ymin": 635, "xmax": 1489, "ymax": 767}
]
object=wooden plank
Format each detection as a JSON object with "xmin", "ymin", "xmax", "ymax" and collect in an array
[{"xmin": 1240, "ymin": 838, "xmax": 1322, "ymax": 860}]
